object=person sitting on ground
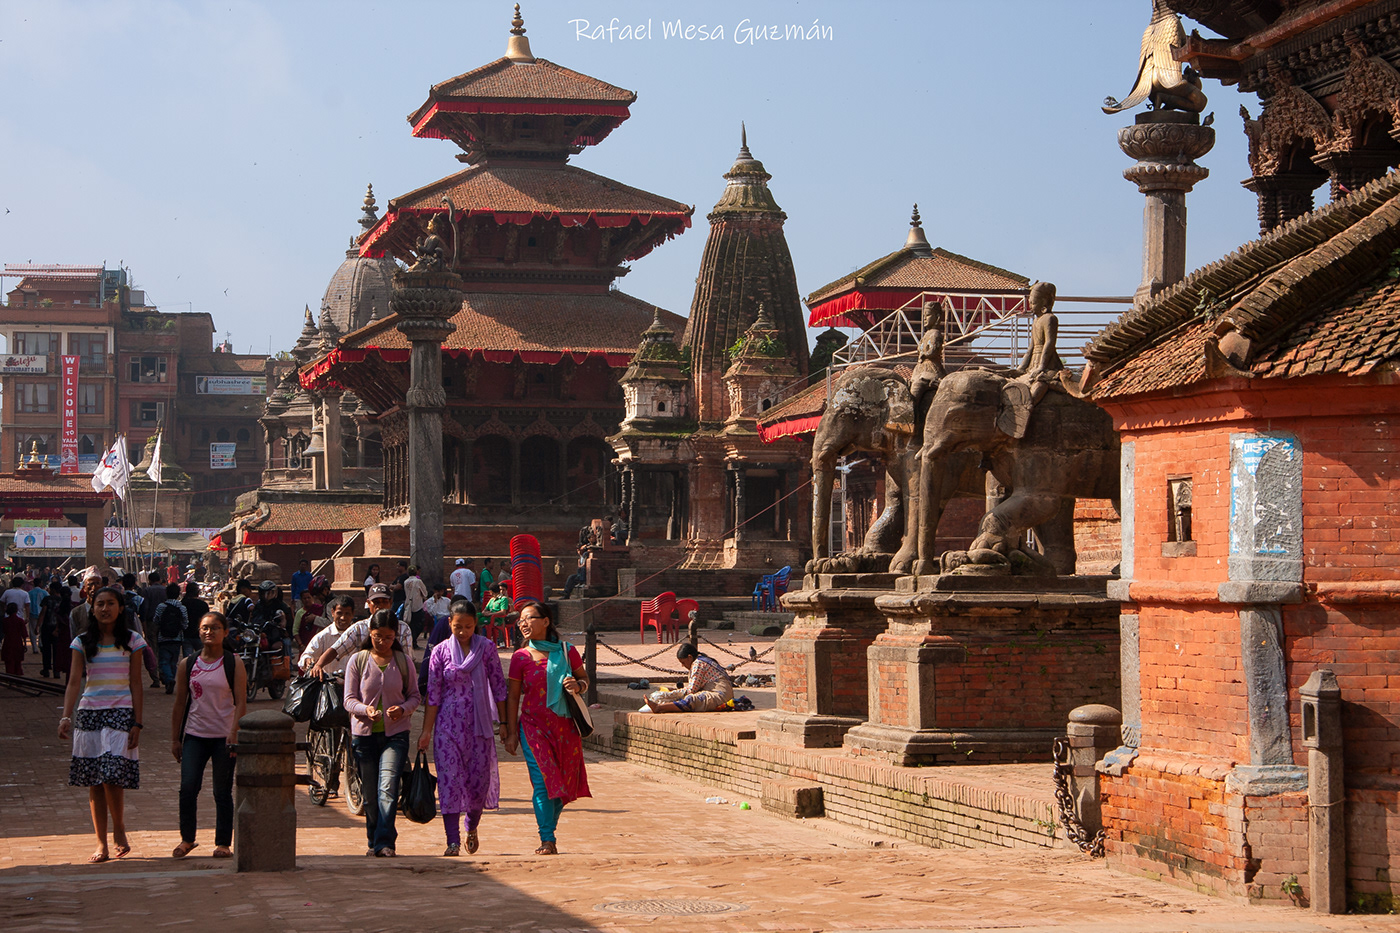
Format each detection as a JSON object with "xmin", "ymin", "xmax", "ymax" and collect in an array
[
  {"xmin": 644, "ymin": 643, "xmax": 734, "ymax": 713},
  {"xmin": 561, "ymin": 548, "xmax": 587, "ymax": 600}
]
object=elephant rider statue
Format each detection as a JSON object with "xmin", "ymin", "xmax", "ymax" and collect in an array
[{"xmin": 998, "ymin": 281, "xmax": 1063, "ymax": 440}]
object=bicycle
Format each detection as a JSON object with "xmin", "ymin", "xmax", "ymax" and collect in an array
[{"xmin": 304, "ymin": 674, "xmax": 363, "ymax": 815}]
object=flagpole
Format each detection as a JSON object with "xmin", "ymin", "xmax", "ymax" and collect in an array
[{"xmin": 148, "ymin": 432, "xmax": 161, "ymax": 575}]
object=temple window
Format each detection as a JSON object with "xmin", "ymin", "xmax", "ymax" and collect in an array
[
  {"xmin": 216, "ymin": 427, "xmax": 230, "ymax": 442},
  {"xmin": 237, "ymin": 428, "xmax": 251, "ymax": 445},
  {"xmin": 198, "ymin": 428, "xmax": 210, "ymax": 445},
  {"xmin": 128, "ymin": 355, "xmax": 167, "ymax": 383},
  {"xmin": 520, "ymin": 435, "xmax": 560, "ymax": 503},
  {"xmin": 656, "ymin": 401, "xmax": 666, "ymax": 413},
  {"xmin": 471, "ymin": 435, "xmax": 512, "ymax": 504},
  {"xmin": 1163, "ymin": 475, "xmax": 1195, "ymax": 557}
]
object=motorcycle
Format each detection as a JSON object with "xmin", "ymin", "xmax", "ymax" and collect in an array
[{"xmin": 236, "ymin": 617, "xmax": 289, "ymax": 702}]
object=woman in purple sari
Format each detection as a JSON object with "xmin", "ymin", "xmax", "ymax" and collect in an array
[{"xmin": 418, "ymin": 599, "xmax": 507, "ymax": 855}]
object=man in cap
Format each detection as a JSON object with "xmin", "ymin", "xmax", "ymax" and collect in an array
[
  {"xmin": 306, "ymin": 583, "xmax": 415, "ymax": 678},
  {"xmin": 449, "ymin": 558, "xmax": 475, "ymax": 599}
]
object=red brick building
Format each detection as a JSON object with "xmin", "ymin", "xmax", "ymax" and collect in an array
[{"xmin": 1083, "ymin": 170, "xmax": 1400, "ymax": 904}]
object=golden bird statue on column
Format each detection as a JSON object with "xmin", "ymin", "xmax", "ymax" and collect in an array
[{"xmin": 1102, "ymin": 0, "xmax": 1208, "ymax": 114}]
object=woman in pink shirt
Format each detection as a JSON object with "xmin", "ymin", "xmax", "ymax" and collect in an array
[
  {"xmin": 344, "ymin": 611, "xmax": 420, "ymax": 857},
  {"xmin": 170, "ymin": 611, "xmax": 246, "ymax": 859}
]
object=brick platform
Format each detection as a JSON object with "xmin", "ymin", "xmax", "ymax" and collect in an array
[{"xmin": 589, "ymin": 709, "xmax": 1065, "ymax": 851}]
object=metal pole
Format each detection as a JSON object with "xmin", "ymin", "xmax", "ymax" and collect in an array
[{"xmin": 584, "ymin": 618, "xmax": 597, "ymax": 706}]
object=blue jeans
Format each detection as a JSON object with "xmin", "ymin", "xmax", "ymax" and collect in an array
[
  {"xmin": 352, "ymin": 732, "xmax": 409, "ymax": 852},
  {"xmin": 180, "ymin": 735, "xmax": 233, "ymax": 846},
  {"xmin": 158, "ymin": 642, "xmax": 184, "ymax": 686},
  {"xmin": 520, "ymin": 727, "xmax": 565, "ymax": 843}
]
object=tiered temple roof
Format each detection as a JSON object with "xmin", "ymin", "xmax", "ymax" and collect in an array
[
  {"xmin": 1084, "ymin": 169, "xmax": 1400, "ymax": 400},
  {"xmin": 805, "ymin": 206, "xmax": 1028, "ymax": 329}
]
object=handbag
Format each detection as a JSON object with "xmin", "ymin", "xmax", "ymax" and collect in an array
[
  {"xmin": 401, "ymin": 750, "xmax": 438, "ymax": 824},
  {"xmin": 565, "ymin": 686, "xmax": 594, "ymax": 738},
  {"xmin": 312, "ymin": 677, "xmax": 350, "ymax": 730},
  {"xmin": 282, "ymin": 674, "xmax": 321, "ymax": 723},
  {"xmin": 269, "ymin": 654, "xmax": 292, "ymax": 681}
]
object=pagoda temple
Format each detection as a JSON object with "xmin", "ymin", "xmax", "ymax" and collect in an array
[
  {"xmin": 299, "ymin": 7, "xmax": 693, "ymax": 577},
  {"xmin": 609, "ymin": 131, "xmax": 810, "ymax": 571}
]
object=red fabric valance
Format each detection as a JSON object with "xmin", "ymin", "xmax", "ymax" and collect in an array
[{"xmin": 758, "ymin": 414, "xmax": 822, "ymax": 443}]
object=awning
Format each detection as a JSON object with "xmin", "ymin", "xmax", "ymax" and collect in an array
[{"xmin": 136, "ymin": 531, "xmax": 211, "ymax": 552}]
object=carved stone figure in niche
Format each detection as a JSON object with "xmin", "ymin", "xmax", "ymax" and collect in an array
[
  {"xmin": 998, "ymin": 281, "xmax": 1064, "ymax": 440},
  {"xmin": 1102, "ymin": 0, "xmax": 1207, "ymax": 115}
]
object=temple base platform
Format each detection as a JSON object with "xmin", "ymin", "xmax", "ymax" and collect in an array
[{"xmin": 586, "ymin": 708, "xmax": 1066, "ymax": 852}]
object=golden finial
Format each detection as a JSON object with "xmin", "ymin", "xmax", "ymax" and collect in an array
[{"xmin": 506, "ymin": 3, "xmax": 535, "ymax": 61}]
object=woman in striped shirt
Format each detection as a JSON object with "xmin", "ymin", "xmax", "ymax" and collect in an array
[{"xmin": 58, "ymin": 586, "xmax": 145, "ymax": 863}]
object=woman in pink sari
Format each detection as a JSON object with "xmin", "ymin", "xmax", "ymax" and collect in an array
[
  {"xmin": 417, "ymin": 599, "xmax": 506, "ymax": 856},
  {"xmin": 503, "ymin": 600, "xmax": 589, "ymax": 855}
]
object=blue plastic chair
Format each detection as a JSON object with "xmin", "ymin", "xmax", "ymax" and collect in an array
[{"xmin": 753, "ymin": 565, "xmax": 791, "ymax": 611}]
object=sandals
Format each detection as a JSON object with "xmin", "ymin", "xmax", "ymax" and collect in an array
[
  {"xmin": 534, "ymin": 841, "xmax": 557, "ymax": 856},
  {"xmin": 466, "ymin": 831, "xmax": 479, "ymax": 855},
  {"xmin": 89, "ymin": 850, "xmax": 109, "ymax": 864},
  {"xmin": 443, "ymin": 843, "xmax": 460, "ymax": 857},
  {"xmin": 375, "ymin": 848, "xmax": 396, "ymax": 858},
  {"xmin": 172, "ymin": 841, "xmax": 198, "ymax": 859},
  {"xmin": 113, "ymin": 841, "xmax": 131, "ymax": 859},
  {"xmin": 212, "ymin": 846, "xmax": 232, "ymax": 859}
]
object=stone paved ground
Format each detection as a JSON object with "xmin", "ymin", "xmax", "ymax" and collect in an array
[{"xmin": 2, "ymin": 688, "xmax": 1392, "ymax": 933}]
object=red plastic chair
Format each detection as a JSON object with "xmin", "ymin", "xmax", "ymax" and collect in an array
[
  {"xmin": 670, "ymin": 598, "xmax": 698, "ymax": 643},
  {"xmin": 640, "ymin": 591, "xmax": 677, "ymax": 643},
  {"xmin": 482, "ymin": 611, "xmax": 511, "ymax": 648}
]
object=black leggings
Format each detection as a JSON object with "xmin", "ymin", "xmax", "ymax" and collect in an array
[{"xmin": 180, "ymin": 735, "xmax": 234, "ymax": 846}]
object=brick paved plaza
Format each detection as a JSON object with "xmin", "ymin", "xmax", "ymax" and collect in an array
[{"xmin": 0, "ymin": 687, "xmax": 1393, "ymax": 933}]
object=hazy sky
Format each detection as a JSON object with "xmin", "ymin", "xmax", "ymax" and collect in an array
[{"xmin": 0, "ymin": 1, "xmax": 1257, "ymax": 354}]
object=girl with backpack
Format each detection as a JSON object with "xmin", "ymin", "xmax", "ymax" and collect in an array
[
  {"xmin": 169, "ymin": 611, "xmax": 245, "ymax": 859},
  {"xmin": 344, "ymin": 610, "xmax": 420, "ymax": 857}
]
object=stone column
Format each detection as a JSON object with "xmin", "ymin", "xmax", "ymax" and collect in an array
[
  {"xmin": 509, "ymin": 439, "xmax": 521, "ymax": 507},
  {"xmin": 392, "ymin": 266, "xmax": 461, "ymax": 592},
  {"xmin": 1118, "ymin": 112, "xmax": 1215, "ymax": 305},
  {"xmin": 733, "ymin": 466, "xmax": 747, "ymax": 543},
  {"xmin": 625, "ymin": 466, "xmax": 638, "ymax": 545},
  {"xmin": 234, "ymin": 710, "xmax": 297, "ymax": 872},
  {"xmin": 557, "ymin": 442, "xmax": 570, "ymax": 506},
  {"xmin": 1300, "ymin": 669, "xmax": 1345, "ymax": 914},
  {"xmin": 322, "ymin": 389, "xmax": 344, "ymax": 491}
]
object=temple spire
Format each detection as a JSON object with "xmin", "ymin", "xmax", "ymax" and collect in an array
[
  {"xmin": 506, "ymin": 3, "xmax": 535, "ymax": 62},
  {"xmin": 904, "ymin": 203, "xmax": 933, "ymax": 256},
  {"xmin": 359, "ymin": 184, "xmax": 379, "ymax": 233},
  {"xmin": 739, "ymin": 122, "xmax": 750, "ymax": 159}
]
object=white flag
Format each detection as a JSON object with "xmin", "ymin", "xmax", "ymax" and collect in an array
[
  {"xmin": 147, "ymin": 432, "xmax": 162, "ymax": 485},
  {"xmin": 91, "ymin": 437, "xmax": 132, "ymax": 500}
]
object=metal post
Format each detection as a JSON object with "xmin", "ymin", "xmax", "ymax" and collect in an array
[{"xmin": 584, "ymin": 620, "xmax": 598, "ymax": 706}]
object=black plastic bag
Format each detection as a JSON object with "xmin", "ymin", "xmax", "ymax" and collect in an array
[
  {"xmin": 312, "ymin": 677, "xmax": 350, "ymax": 731},
  {"xmin": 401, "ymin": 751, "xmax": 438, "ymax": 824},
  {"xmin": 282, "ymin": 675, "xmax": 321, "ymax": 723}
]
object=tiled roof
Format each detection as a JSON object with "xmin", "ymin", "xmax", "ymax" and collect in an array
[
  {"xmin": 807, "ymin": 247, "xmax": 1028, "ymax": 306},
  {"xmin": 385, "ymin": 163, "xmax": 689, "ymax": 218},
  {"xmin": 1087, "ymin": 170, "xmax": 1400, "ymax": 399},
  {"xmin": 190, "ymin": 354, "xmax": 266, "ymax": 374},
  {"xmin": 409, "ymin": 57, "xmax": 634, "ymax": 117},
  {"xmin": 341, "ymin": 290, "xmax": 687, "ymax": 355},
  {"xmin": 253, "ymin": 501, "xmax": 382, "ymax": 533},
  {"xmin": 0, "ymin": 472, "xmax": 113, "ymax": 501}
]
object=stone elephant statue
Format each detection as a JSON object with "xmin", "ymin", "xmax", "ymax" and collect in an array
[
  {"xmin": 913, "ymin": 368, "xmax": 1119, "ymax": 576},
  {"xmin": 808, "ymin": 367, "xmax": 982, "ymax": 575},
  {"xmin": 231, "ymin": 558, "xmax": 282, "ymax": 584}
]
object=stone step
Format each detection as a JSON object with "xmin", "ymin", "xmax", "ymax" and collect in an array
[{"xmin": 722, "ymin": 610, "xmax": 796, "ymax": 626}]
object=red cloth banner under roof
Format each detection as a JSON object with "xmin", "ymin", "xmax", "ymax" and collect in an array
[
  {"xmin": 243, "ymin": 530, "xmax": 350, "ymax": 546},
  {"xmin": 758, "ymin": 414, "xmax": 823, "ymax": 443},
  {"xmin": 807, "ymin": 289, "xmax": 1027, "ymax": 328}
]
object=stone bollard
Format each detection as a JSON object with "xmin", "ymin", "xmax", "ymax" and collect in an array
[
  {"xmin": 1066, "ymin": 704, "xmax": 1122, "ymax": 836},
  {"xmin": 234, "ymin": 709, "xmax": 298, "ymax": 872},
  {"xmin": 1300, "ymin": 669, "xmax": 1344, "ymax": 913}
]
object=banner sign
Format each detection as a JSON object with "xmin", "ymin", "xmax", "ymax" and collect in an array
[
  {"xmin": 102, "ymin": 527, "xmax": 223, "ymax": 550},
  {"xmin": 1, "ymin": 508, "xmax": 64, "ymax": 521},
  {"xmin": 210, "ymin": 442, "xmax": 237, "ymax": 470},
  {"xmin": 60, "ymin": 355, "xmax": 79, "ymax": 473},
  {"xmin": 196, "ymin": 375, "xmax": 266, "ymax": 395},
  {"xmin": 0, "ymin": 354, "xmax": 46, "ymax": 374}
]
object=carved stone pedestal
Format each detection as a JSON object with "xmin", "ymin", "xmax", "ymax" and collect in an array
[
  {"xmin": 841, "ymin": 575, "xmax": 1121, "ymax": 766},
  {"xmin": 756, "ymin": 574, "xmax": 897, "ymax": 748}
]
